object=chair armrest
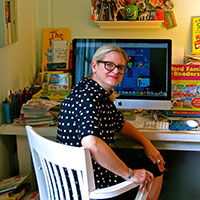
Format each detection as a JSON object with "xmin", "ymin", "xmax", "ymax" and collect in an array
[{"xmin": 90, "ymin": 180, "xmax": 139, "ymax": 199}]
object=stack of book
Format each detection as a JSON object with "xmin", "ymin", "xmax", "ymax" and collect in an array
[
  {"xmin": 185, "ymin": 54, "xmax": 200, "ymax": 65},
  {"xmin": 0, "ymin": 173, "xmax": 30, "ymax": 194},
  {"xmin": 19, "ymin": 99, "xmax": 60, "ymax": 126}
]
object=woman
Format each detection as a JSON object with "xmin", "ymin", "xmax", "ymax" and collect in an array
[{"xmin": 57, "ymin": 45, "xmax": 165, "ymax": 200}]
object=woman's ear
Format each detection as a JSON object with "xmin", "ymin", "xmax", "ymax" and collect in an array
[{"xmin": 91, "ymin": 61, "xmax": 97, "ymax": 73}]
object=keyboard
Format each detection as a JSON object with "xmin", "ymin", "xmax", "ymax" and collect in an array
[{"xmin": 127, "ymin": 120, "xmax": 170, "ymax": 130}]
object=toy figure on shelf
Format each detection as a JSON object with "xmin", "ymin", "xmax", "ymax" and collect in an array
[
  {"xmin": 95, "ymin": 0, "xmax": 127, "ymax": 21},
  {"xmin": 95, "ymin": 0, "xmax": 118, "ymax": 21},
  {"xmin": 125, "ymin": 5, "xmax": 138, "ymax": 20},
  {"xmin": 91, "ymin": 0, "xmax": 176, "ymax": 26}
]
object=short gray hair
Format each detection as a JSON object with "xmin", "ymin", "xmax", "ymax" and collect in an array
[{"xmin": 92, "ymin": 44, "xmax": 128, "ymax": 63}]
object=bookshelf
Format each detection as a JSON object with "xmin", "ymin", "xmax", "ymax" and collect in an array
[{"xmin": 94, "ymin": 20, "xmax": 164, "ymax": 29}]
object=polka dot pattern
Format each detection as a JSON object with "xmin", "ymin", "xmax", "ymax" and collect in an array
[{"xmin": 57, "ymin": 77, "xmax": 125, "ymax": 189}]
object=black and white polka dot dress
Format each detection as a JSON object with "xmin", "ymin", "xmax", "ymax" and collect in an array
[{"xmin": 57, "ymin": 77, "xmax": 125, "ymax": 189}]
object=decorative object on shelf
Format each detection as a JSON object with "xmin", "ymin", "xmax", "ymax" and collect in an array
[
  {"xmin": 91, "ymin": 0, "xmax": 176, "ymax": 29},
  {"xmin": 164, "ymin": 10, "xmax": 177, "ymax": 29},
  {"xmin": 125, "ymin": 4, "xmax": 138, "ymax": 20}
]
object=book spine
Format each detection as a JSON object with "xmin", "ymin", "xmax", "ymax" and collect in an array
[
  {"xmin": 29, "ymin": 191, "xmax": 39, "ymax": 200},
  {"xmin": 8, "ymin": 183, "xmax": 31, "ymax": 200}
]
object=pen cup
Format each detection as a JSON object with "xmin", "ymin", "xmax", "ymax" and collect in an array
[{"xmin": 3, "ymin": 101, "xmax": 13, "ymax": 124}]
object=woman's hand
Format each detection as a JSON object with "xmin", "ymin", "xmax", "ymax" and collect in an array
[
  {"xmin": 130, "ymin": 169, "xmax": 154, "ymax": 192},
  {"xmin": 143, "ymin": 140, "xmax": 165, "ymax": 172}
]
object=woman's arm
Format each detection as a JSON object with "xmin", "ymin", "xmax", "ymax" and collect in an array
[
  {"xmin": 81, "ymin": 135, "xmax": 129, "ymax": 178},
  {"xmin": 119, "ymin": 120, "xmax": 165, "ymax": 172},
  {"xmin": 81, "ymin": 135, "xmax": 154, "ymax": 190}
]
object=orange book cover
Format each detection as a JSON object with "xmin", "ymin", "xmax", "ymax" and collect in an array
[{"xmin": 41, "ymin": 28, "xmax": 70, "ymax": 71}]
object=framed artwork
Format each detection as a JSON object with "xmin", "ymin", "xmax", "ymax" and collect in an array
[{"xmin": 0, "ymin": 0, "xmax": 18, "ymax": 47}]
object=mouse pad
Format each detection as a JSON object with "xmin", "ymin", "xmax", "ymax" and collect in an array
[{"xmin": 169, "ymin": 120, "xmax": 199, "ymax": 131}]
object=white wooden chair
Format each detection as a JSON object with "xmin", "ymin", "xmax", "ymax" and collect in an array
[{"xmin": 26, "ymin": 125, "xmax": 151, "ymax": 200}]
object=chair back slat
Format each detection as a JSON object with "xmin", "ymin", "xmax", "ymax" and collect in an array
[
  {"xmin": 51, "ymin": 162, "xmax": 65, "ymax": 200},
  {"xmin": 68, "ymin": 168, "xmax": 79, "ymax": 200},
  {"xmin": 59, "ymin": 166, "xmax": 71, "ymax": 199},
  {"xmin": 77, "ymin": 170, "xmax": 89, "ymax": 200},
  {"xmin": 46, "ymin": 160, "xmax": 59, "ymax": 199},
  {"xmin": 40, "ymin": 158, "xmax": 55, "ymax": 199}
]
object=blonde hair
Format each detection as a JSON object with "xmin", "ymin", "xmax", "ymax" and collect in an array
[{"xmin": 92, "ymin": 44, "xmax": 128, "ymax": 64}]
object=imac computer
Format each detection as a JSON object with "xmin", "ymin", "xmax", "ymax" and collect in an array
[{"xmin": 72, "ymin": 38, "xmax": 172, "ymax": 111}]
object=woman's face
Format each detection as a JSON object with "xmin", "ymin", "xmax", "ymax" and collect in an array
[{"xmin": 91, "ymin": 51, "xmax": 126, "ymax": 92}]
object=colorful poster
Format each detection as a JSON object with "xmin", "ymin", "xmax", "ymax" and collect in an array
[
  {"xmin": 192, "ymin": 17, "xmax": 200, "ymax": 54},
  {"xmin": 171, "ymin": 64, "xmax": 200, "ymax": 111}
]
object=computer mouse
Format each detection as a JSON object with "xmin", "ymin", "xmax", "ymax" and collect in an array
[{"xmin": 186, "ymin": 120, "xmax": 199, "ymax": 128}]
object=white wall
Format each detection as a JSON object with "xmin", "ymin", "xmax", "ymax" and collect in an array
[
  {"xmin": 37, "ymin": 0, "xmax": 200, "ymax": 66},
  {"xmin": 0, "ymin": 0, "xmax": 38, "ymax": 180}
]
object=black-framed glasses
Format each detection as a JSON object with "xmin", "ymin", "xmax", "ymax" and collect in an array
[{"xmin": 97, "ymin": 61, "xmax": 128, "ymax": 74}]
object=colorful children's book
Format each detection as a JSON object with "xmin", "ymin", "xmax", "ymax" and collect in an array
[
  {"xmin": 171, "ymin": 64, "xmax": 200, "ymax": 113},
  {"xmin": 192, "ymin": 16, "xmax": 200, "ymax": 54},
  {"xmin": 41, "ymin": 28, "xmax": 70, "ymax": 71},
  {"xmin": 164, "ymin": 11, "xmax": 177, "ymax": 29}
]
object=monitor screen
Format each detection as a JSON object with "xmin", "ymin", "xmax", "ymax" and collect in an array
[{"xmin": 72, "ymin": 38, "xmax": 172, "ymax": 110}]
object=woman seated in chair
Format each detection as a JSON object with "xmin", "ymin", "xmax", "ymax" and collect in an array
[{"xmin": 57, "ymin": 45, "xmax": 165, "ymax": 200}]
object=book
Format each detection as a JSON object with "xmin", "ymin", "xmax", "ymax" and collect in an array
[
  {"xmin": 171, "ymin": 64, "xmax": 200, "ymax": 113},
  {"xmin": 8, "ymin": 183, "xmax": 31, "ymax": 200},
  {"xmin": 41, "ymin": 28, "xmax": 70, "ymax": 71},
  {"xmin": 21, "ymin": 99, "xmax": 60, "ymax": 118},
  {"xmin": 27, "ymin": 191, "xmax": 39, "ymax": 200},
  {"xmin": 0, "ymin": 173, "xmax": 30, "ymax": 194},
  {"xmin": 52, "ymin": 40, "xmax": 70, "ymax": 64},
  {"xmin": 192, "ymin": 16, "xmax": 200, "ymax": 54},
  {"xmin": 46, "ymin": 62, "xmax": 67, "ymax": 71},
  {"xmin": 164, "ymin": 11, "xmax": 177, "ymax": 29}
]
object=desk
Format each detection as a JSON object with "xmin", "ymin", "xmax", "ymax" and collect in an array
[
  {"xmin": 1, "ymin": 123, "xmax": 200, "ymax": 194},
  {"xmin": 1, "ymin": 123, "xmax": 200, "ymax": 174}
]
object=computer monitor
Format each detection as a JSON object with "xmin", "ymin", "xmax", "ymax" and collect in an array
[{"xmin": 72, "ymin": 38, "xmax": 172, "ymax": 110}]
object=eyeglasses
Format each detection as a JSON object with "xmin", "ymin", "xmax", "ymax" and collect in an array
[{"xmin": 97, "ymin": 61, "xmax": 128, "ymax": 74}]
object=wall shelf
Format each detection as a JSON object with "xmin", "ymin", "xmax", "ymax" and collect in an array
[{"xmin": 95, "ymin": 20, "xmax": 164, "ymax": 29}]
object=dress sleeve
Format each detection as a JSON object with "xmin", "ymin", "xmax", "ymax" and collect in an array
[{"xmin": 76, "ymin": 98, "xmax": 101, "ymax": 140}]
